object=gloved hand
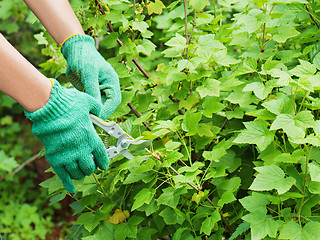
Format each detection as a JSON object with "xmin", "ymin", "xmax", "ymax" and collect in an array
[
  {"xmin": 24, "ymin": 79, "xmax": 109, "ymax": 192},
  {"xmin": 61, "ymin": 34, "xmax": 121, "ymax": 120}
]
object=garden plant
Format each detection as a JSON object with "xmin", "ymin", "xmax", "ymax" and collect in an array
[{"xmin": 3, "ymin": 0, "xmax": 320, "ymax": 239}]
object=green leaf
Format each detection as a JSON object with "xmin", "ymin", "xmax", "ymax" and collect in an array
[
  {"xmin": 182, "ymin": 111, "xmax": 202, "ymax": 136},
  {"xmin": 308, "ymin": 162, "xmax": 320, "ymax": 182},
  {"xmin": 250, "ymin": 165, "xmax": 296, "ymax": 194},
  {"xmin": 159, "ymin": 207, "xmax": 185, "ymax": 225},
  {"xmin": 313, "ymin": 52, "xmax": 320, "ymax": 70},
  {"xmin": 270, "ymin": 111, "xmax": 315, "ymax": 141},
  {"xmin": 218, "ymin": 0, "xmax": 240, "ymax": 7},
  {"xmin": 217, "ymin": 191, "xmax": 236, "ymax": 206},
  {"xmin": 243, "ymin": 80, "xmax": 276, "ymax": 100},
  {"xmin": 132, "ymin": 21, "xmax": 149, "ymax": 33},
  {"xmin": 279, "ymin": 221, "xmax": 320, "ymax": 240},
  {"xmin": 136, "ymin": 39, "xmax": 156, "ymax": 56},
  {"xmin": 163, "ymin": 151, "xmax": 184, "ymax": 167},
  {"xmin": 229, "ymin": 222, "xmax": 250, "ymax": 240},
  {"xmin": 165, "ymin": 33, "xmax": 188, "ymax": 49},
  {"xmin": 131, "ymin": 111, "xmax": 153, "ymax": 125},
  {"xmin": 179, "ymin": 94, "xmax": 199, "ymax": 110},
  {"xmin": 196, "ymin": 34, "xmax": 225, "ymax": 60},
  {"xmin": 262, "ymin": 94, "xmax": 295, "ymax": 115},
  {"xmin": 114, "ymin": 216, "xmax": 144, "ymax": 240},
  {"xmin": 157, "ymin": 187, "xmax": 186, "ymax": 208},
  {"xmin": 290, "ymin": 59, "xmax": 316, "ymax": 77},
  {"xmin": 242, "ymin": 211, "xmax": 282, "ymax": 240},
  {"xmin": 233, "ymin": 120, "xmax": 274, "ymax": 151},
  {"xmin": 202, "ymin": 97, "xmax": 225, "ymax": 117},
  {"xmin": 270, "ymin": 68, "xmax": 292, "ymax": 86},
  {"xmin": 0, "ymin": 151, "xmax": 18, "ymax": 172},
  {"xmin": 233, "ymin": 58, "xmax": 257, "ymax": 76},
  {"xmin": 76, "ymin": 211, "xmax": 106, "ymax": 232},
  {"xmin": 273, "ymin": 25, "xmax": 300, "ymax": 43},
  {"xmin": 203, "ymin": 147, "xmax": 227, "ymax": 162},
  {"xmin": 34, "ymin": 32, "xmax": 48, "ymax": 45},
  {"xmin": 240, "ymin": 192, "xmax": 270, "ymax": 214},
  {"xmin": 189, "ymin": 0, "xmax": 210, "ymax": 12},
  {"xmin": 196, "ymin": 79, "xmax": 220, "ymax": 98},
  {"xmin": 200, "ymin": 211, "xmax": 221, "ymax": 235},
  {"xmin": 132, "ymin": 188, "xmax": 156, "ymax": 211},
  {"xmin": 84, "ymin": 222, "xmax": 114, "ymax": 240}
]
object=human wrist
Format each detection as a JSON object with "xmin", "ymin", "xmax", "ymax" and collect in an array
[
  {"xmin": 19, "ymin": 78, "xmax": 52, "ymax": 113},
  {"xmin": 24, "ymin": 79, "xmax": 74, "ymax": 122}
]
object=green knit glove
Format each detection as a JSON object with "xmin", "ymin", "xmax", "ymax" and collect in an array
[
  {"xmin": 61, "ymin": 34, "xmax": 121, "ymax": 120},
  {"xmin": 24, "ymin": 79, "xmax": 109, "ymax": 193}
]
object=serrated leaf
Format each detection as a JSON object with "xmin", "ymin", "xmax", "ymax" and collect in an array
[
  {"xmin": 240, "ymin": 192, "xmax": 270, "ymax": 214},
  {"xmin": 234, "ymin": 120, "xmax": 274, "ymax": 151},
  {"xmin": 159, "ymin": 207, "xmax": 185, "ymax": 225},
  {"xmin": 243, "ymin": 80, "xmax": 276, "ymax": 100},
  {"xmin": 200, "ymin": 211, "xmax": 221, "ymax": 235},
  {"xmin": 196, "ymin": 79, "xmax": 220, "ymax": 98},
  {"xmin": 76, "ymin": 211, "xmax": 106, "ymax": 232},
  {"xmin": 132, "ymin": 188, "xmax": 156, "ymax": 211},
  {"xmin": 308, "ymin": 162, "xmax": 320, "ymax": 182},
  {"xmin": 290, "ymin": 59, "xmax": 317, "ymax": 77},
  {"xmin": 279, "ymin": 221, "xmax": 320, "ymax": 240},
  {"xmin": 270, "ymin": 111, "xmax": 315, "ymax": 140},
  {"xmin": 229, "ymin": 222, "xmax": 250, "ymax": 240},
  {"xmin": 189, "ymin": 0, "xmax": 210, "ymax": 12},
  {"xmin": 202, "ymin": 97, "xmax": 225, "ymax": 117},
  {"xmin": 157, "ymin": 187, "xmax": 186, "ymax": 208},
  {"xmin": 182, "ymin": 111, "xmax": 202, "ymax": 136},
  {"xmin": 217, "ymin": 191, "xmax": 236, "ymax": 206},
  {"xmin": 233, "ymin": 58, "xmax": 257, "ymax": 76},
  {"xmin": 250, "ymin": 165, "xmax": 295, "ymax": 194},
  {"xmin": 262, "ymin": 94, "xmax": 295, "ymax": 115},
  {"xmin": 242, "ymin": 211, "xmax": 283, "ymax": 240},
  {"xmin": 273, "ymin": 25, "xmax": 300, "ymax": 43},
  {"xmin": 132, "ymin": 21, "xmax": 149, "ymax": 33}
]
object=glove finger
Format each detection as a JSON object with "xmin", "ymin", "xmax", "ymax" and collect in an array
[
  {"xmin": 78, "ymin": 156, "xmax": 97, "ymax": 176},
  {"xmin": 86, "ymin": 94, "xmax": 102, "ymax": 117},
  {"xmin": 99, "ymin": 70, "xmax": 121, "ymax": 120},
  {"xmin": 81, "ymin": 68, "xmax": 101, "ymax": 101},
  {"xmin": 54, "ymin": 166, "xmax": 76, "ymax": 193},
  {"xmin": 92, "ymin": 141, "xmax": 109, "ymax": 170},
  {"xmin": 65, "ymin": 161, "xmax": 86, "ymax": 180}
]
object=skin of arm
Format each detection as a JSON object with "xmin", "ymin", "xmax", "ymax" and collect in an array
[
  {"xmin": 23, "ymin": 0, "xmax": 84, "ymax": 45},
  {"xmin": 0, "ymin": 33, "xmax": 52, "ymax": 112}
]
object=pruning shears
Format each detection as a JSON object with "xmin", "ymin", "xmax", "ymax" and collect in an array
[{"xmin": 90, "ymin": 114, "xmax": 149, "ymax": 160}]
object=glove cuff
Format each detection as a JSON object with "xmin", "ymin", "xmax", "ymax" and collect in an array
[
  {"xmin": 61, "ymin": 34, "xmax": 96, "ymax": 60},
  {"xmin": 24, "ymin": 79, "xmax": 75, "ymax": 122}
]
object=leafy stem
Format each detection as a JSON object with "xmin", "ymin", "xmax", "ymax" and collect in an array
[
  {"xmin": 92, "ymin": 173, "xmax": 108, "ymax": 198},
  {"xmin": 297, "ymin": 90, "xmax": 308, "ymax": 114}
]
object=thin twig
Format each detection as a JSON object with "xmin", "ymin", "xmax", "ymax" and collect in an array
[
  {"xmin": 128, "ymin": 103, "xmax": 152, "ymax": 131},
  {"xmin": 187, "ymin": 11, "xmax": 197, "ymax": 43},
  {"xmin": 305, "ymin": 4, "xmax": 320, "ymax": 29},
  {"xmin": 0, "ymin": 154, "xmax": 39, "ymax": 181},
  {"xmin": 13, "ymin": 154, "xmax": 38, "ymax": 175},
  {"xmin": 183, "ymin": 0, "xmax": 189, "ymax": 59}
]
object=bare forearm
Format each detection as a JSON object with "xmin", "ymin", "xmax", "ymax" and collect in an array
[
  {"xmin": 0, "ymin": 34, "xmax": 51, "ymax": 112},
  {"xmin": 23, "ymin": 0, "xmax": 84, "ymax": 45}
]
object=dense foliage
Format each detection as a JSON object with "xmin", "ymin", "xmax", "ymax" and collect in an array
[{"xmin": 3, "ymin": 0, "xmax": 320, "ymax": 239}]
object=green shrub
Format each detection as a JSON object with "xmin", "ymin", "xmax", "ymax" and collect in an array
[{"xmin": 27, "ymin": 0, "xmax": 320, "ymax": 239}]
